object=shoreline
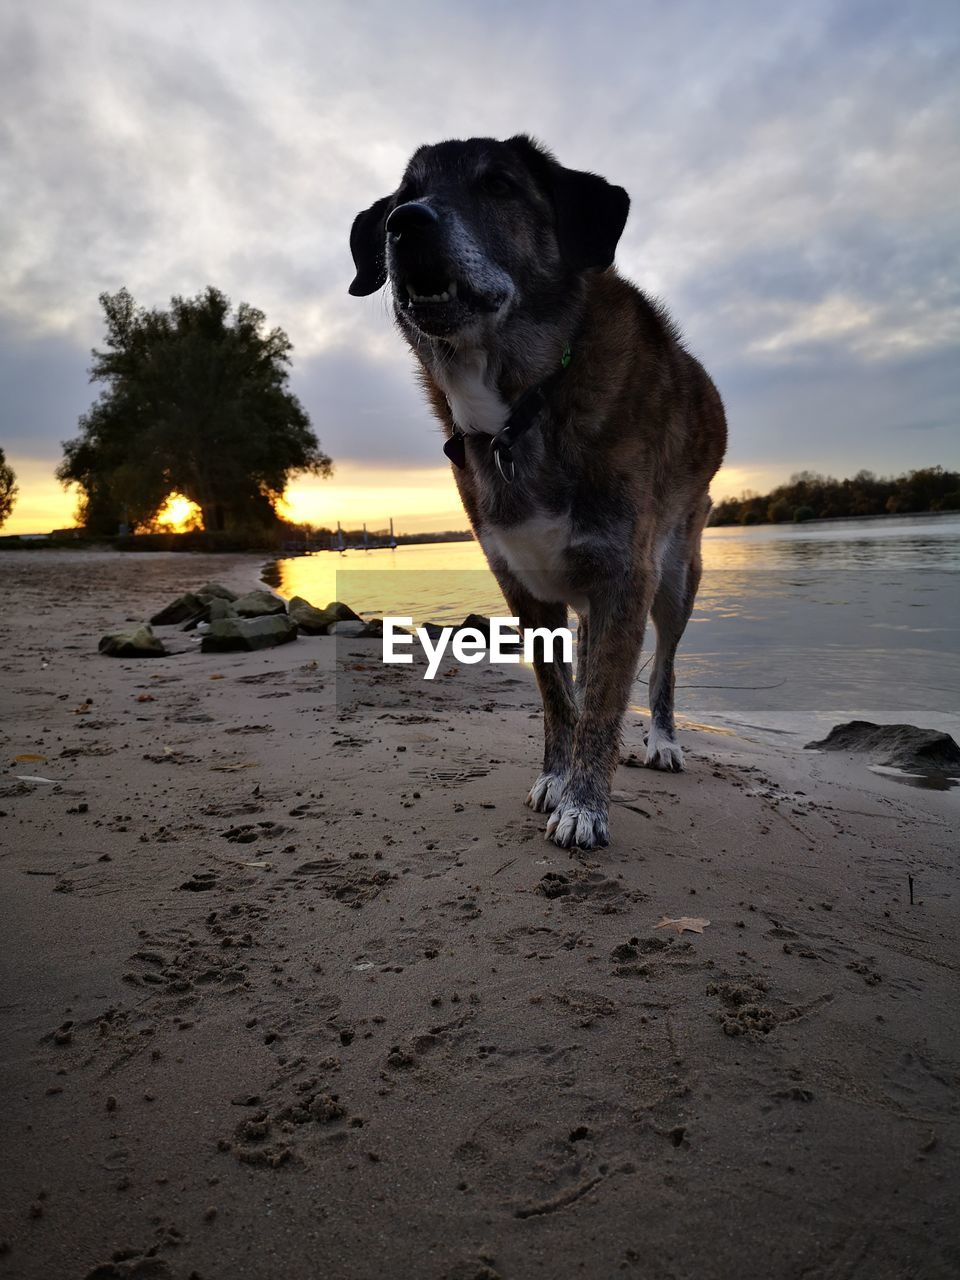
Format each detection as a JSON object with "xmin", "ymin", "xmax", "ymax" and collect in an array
[
  {"xmin": 3, "ymin": 506, "xmax": 959, "ymax": 547},
  {"xmin": 708, "ymin": 507, "xmax": 960, "ymax": 531}
]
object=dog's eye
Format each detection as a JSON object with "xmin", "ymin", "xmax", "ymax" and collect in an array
[{"xmin": 480, "ymin": 172, "xmax": 514, "ymax": 198}]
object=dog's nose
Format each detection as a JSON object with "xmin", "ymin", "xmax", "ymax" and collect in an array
[{"xmin": 386, "ymin": 201, "xmax": 439, "ymax": 240}]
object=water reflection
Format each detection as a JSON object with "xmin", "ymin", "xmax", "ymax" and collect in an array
[{"xmin": 265, "ymin": 513, "xmax": 960, "ymax": 741}]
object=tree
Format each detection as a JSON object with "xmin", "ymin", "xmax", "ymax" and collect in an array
[
  {"xmin": 709, "ymin": 465, "xmax": 960, "ymax": 525},
  {"xmin": 58, "ymin": 287, "xmax": 332, "ymax": 534},
  {"xmin": 0, "ymin": 448, "xmax": 18, "ymax": 529}
]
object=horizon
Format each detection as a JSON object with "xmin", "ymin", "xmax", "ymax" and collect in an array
[{"xmin": 2, "ymin": 0, "xmax": 959, "ymax": 536}]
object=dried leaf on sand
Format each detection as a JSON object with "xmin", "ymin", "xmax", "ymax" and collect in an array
[{"xmin": 654, "ymin": 915, "xmax": 711, "ymax": 935}]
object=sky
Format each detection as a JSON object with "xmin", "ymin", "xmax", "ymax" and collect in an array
[{"xmin": 1, "ymin": 0, "xmax": 958, "ymax": 534}]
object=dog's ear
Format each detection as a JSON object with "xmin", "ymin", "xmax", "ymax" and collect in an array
[
  {"xmin": 509, "ymin": 135, "xmax": 630, "ymax": 273},
  {"xmin": 348, "ymin": 194, "xmax": 393, "ymax": 296},
  {"xmin": 551, "ymin": 164, "xmax": 630, "ymax": 272}
]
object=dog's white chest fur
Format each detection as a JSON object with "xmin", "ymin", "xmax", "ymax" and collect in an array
[
  {"xmin": 435, "ymin": 350, "xmax": 508, "ymax": 436},
  {"xmin": 482, "ymin": 513, "xmax": 587, "ymax": 612}
]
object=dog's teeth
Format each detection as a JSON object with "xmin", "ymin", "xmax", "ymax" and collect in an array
[{"xmin": 405, "ymin": 285, "xmax": 452, "ymax": 304}]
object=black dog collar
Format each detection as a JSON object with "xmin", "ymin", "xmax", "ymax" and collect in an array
[{"xmin": 443, "ymin": 344, "xmax": 572, "ymax": 484}]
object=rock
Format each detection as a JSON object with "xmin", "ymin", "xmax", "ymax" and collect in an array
[
  {"xmin": 99, "ymin": 625, "xmax": 167, "ymax": 658},
  {"xmin": 453, "ymin": 614, "xmax": 520, "ymax": 646},
  {"xmin": 232, "ymin": 589, "xmax": 287, "ymax": 618},
  {"xmin": 197, "ymin": 582, "xmax": 238, "ymax": 602},
  {"xmin": 149, "ymin": 592, "xmax": 206, "ymax": 626},
  {"xmin": 208, "ymin": 597, "xmax": 236, "ymax": 621},
  {"xmin": 287, "ymin": 596, "xmax": 335, "ymax": 634},
  {"xmin": 182, "ymin": 596, "xmax": 237, "ymax": 632},
  {"xmin": 357, "ymin": 618, "xmax": 385, "ymax": 638},
  {"xmin": 328, "ymin": 620, "xmax": 367, "ymax": 637},
  {"xmin": 806, "ymin": 721, "xmax": 960, "ymax": 774},
  {"xmin": 201, "ymin": 615, "xmax": 298, "ymax": 653},
  {"xmin": 286, "ymin": 597, "xmax": 367, "ymax": 635},
  {"xmin": 420, "ymin": 622, "xmax": 447, "ymax": 641},
  {"xmin": 458, "ymin": 612, "xmax": 494, "ymax": 639},
  {"xmin": 323, "ymin": 601, "xmax": 363, "ymax": 624}
]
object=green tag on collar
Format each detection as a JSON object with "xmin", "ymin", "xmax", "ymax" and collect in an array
[{"xmin": 561, "ymin": 345, "xmax": 572, "ymax": 369}]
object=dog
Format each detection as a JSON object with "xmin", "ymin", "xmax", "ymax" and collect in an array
[{"xmin": 348, "ymin": 135, "xmax": 727, "ymax": 849}]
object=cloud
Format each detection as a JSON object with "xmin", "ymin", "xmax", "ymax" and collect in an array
[{"xmin": 1, "ymin": 0, "xmax": 958, "ymax": 523}]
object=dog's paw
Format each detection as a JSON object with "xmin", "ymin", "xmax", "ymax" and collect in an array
[
  {"xmin": 526, "ymin": 771, "xmax": 566, "ymax": 813},
  {"xmin": 545, "ymin": 797, "xmax": 609, "ymax": 849},
  {"xmin": 644, "ymin": 726, "xmax": 684, "ymax": 772}
]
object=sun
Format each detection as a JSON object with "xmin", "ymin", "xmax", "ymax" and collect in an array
[{"xmin": 154, "ymin": 492, "xmax": 202, "ymax": 532}]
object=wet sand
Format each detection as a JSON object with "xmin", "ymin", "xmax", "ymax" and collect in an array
[{"xmin": 1, "ymin": 551, "xmax": 958, "ymax": 1280}]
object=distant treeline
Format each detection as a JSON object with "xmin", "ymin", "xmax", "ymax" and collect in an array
[{"xmin": 710, "ymin": 467, "xmax": 960, "ymax": 527}]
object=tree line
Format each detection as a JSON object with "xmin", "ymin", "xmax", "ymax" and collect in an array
[{"xmin": 710, "ymin": 467, "xmax": 960, "ymax": 526}]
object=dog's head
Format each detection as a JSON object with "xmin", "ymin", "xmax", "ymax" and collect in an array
[{"xmin": 348, "ymin": 135, "xmax": 630, "ymax": 341}]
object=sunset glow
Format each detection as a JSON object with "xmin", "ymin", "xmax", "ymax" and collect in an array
[
  {"xmin": 1, "ymin": 457, "xmax": 784, "ymax": 538},
  {"xmin": 153, "ymin": 492, "xmax": 203, "ymax": 532}
]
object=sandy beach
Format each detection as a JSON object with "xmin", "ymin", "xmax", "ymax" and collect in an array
[{"xmin": 1, "ymin": 550, "xmax": 958, "ymax": 1280}]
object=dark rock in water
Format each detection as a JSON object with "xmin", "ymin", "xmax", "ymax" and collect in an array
[
  {"xmin": 357, "ymin": 618, "xmax": 385, "ymax": 638},
  {"xmin": 287, "ymin": 596, "xmax": 335, "ymax": 634},
  {"xmin": 99, "ymin": 625, "xmax": 167, "ymax": 658},
  {"xmin": 197, "ymin": 582, "xmax": 238, "ymax": 602},
  {"xmin": 201, "ymin": 615, "xmax": 298, "ymax": 653},
  {"xmin": 150, "ymin": 592, "xmax": 206, "ymax": 626},
  {"xmin": 806, "ymin": 721, "xmax": 960, "ymax": 773},
  {"xmin": 419, "ymin": 622, "xmax": 446, "ymax": 641},
  {"xmin": 232, "ymin": 589, "xmax": 287, "ymax": 618}
]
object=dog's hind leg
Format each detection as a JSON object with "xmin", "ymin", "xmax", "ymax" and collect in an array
[
  {"xmin": 645, "ymin": 508, "xmax": 707, "ymax": 771},
  {"xmin": 494, "ymin": 572, "xmax": 578, "ymax": 813}
]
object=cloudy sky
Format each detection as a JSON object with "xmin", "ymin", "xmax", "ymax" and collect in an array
[{"xmin": 1, "ymin": 0, "xmax": 958, "ymax": 533}]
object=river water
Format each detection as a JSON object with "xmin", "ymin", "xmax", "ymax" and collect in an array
[{"xmin": 265, "ymin": 513, "xmax": 960, "ymax": 761}]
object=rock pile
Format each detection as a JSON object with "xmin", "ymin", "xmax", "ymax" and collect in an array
[{"xmin": 102, "ymin": 584, "xmax": 505, "ymax": 661}]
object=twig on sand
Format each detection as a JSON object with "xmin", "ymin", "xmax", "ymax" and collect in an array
[{"xmin": 514, "ymin": 1173, "xmax": 604, "ymax": 1219}]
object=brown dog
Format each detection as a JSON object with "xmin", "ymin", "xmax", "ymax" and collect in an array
[{"xmin": 349, "ymin": 135, "xmax": 727, "ymax": 848}]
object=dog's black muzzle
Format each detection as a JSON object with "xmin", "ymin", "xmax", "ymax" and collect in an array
[
  {"xmin": 387, "ymin": 202, "xmax": 497, "ymax": 336},
  {"xmin": 387, "ymin": 201, "xmax": 454, "ymax": 298}
]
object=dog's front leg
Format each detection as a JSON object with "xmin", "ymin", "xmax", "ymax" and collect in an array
[
  {"xmin": 546, "ymin": 575, "xmax": 653, "ymax": 849},
  {"xmin": 493, "ymin": 570, "xmax": 578, "ymax": 813}
]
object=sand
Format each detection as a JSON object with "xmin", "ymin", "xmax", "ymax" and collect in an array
[{"xmin": 1, "ymin": 550, "xmax": 958, "ymax": 1280}]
